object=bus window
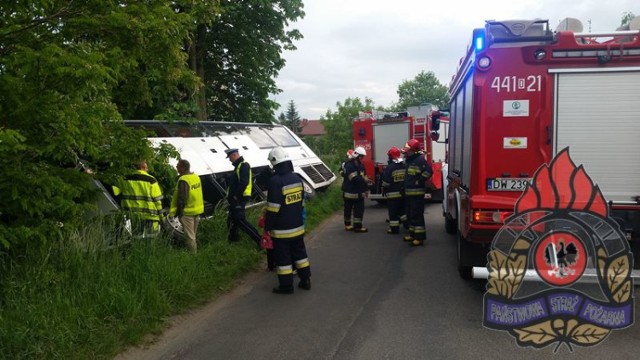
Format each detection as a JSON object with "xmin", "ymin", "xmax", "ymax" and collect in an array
[
  {"xmin": 243, "ymin": 127, "xmax": 279, "ymax": 149},
  {"xmin": 268, "ymin": 127, "xmax": 299, "ymax": 147}
]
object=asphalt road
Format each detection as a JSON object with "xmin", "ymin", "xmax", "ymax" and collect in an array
[{"xmin": 116, "ymin": 202, "xmax": 640, "ymax": 360}]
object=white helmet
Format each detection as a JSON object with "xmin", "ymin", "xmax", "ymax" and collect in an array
[
  {"xmin": 353, "ymin": 146, "xmax": 366, "ymax": 157},
  {"xmin": 268, "ymin": 146, "xmax": 289, "ymax": 166}
]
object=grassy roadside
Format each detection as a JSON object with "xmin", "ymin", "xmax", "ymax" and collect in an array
[{"xmin": 0, "ymin": 184, "xmax": 343, "ymax": 359}]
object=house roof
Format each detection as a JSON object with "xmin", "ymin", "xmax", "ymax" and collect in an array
[{"xmin": 299, "ymin": 119, "xmax": 325, "ymax": 136}]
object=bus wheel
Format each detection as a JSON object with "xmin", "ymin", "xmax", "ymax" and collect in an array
[
  {"xmin": 164, "ymin": 216, "xmax": 184, "ymax": 245},
  {"xmin": 457, "ymin": 234, "xmax": 473, "ymax": 280}
]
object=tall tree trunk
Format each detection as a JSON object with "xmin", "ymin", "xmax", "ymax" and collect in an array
[{"xmin": 195, "ymin": 24, "xmax": 207, "ymax": 121}]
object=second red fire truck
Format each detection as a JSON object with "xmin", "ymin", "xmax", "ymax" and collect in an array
[{"xmin": 352, "ymin": 105, "xmax": 448, "ymax": 202}]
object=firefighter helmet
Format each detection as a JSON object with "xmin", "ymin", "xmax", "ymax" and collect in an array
[
  {"xmin": 346, "ymin": 149, "xmax": 354, "ymax": 159},
  {"xmin": 268, "ymin": 146, "xmax": 289, "ymax": 166},
  {"xmin": 406, "ymin": 139, "xmax": 421, "ymax": 152},
  {"xmin": 387, "ymin": 146, "xmax": 401, "ymax": 160},
  {"xmin": 353, "ymin": 146, "xmax": 367, "ymax": 157}
]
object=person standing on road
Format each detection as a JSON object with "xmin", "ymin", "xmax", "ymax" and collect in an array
[
  {"xmin": 403, "ymin": 139, "xmax": 433, "ymax": 246},
  {"xmin": 169, "ymin": 159, "xmax": 204, "ymax": 252},
  {"xmin": 226, "ymin": 148, "xmax": 261, "ymax": 247},
  {"xmin": 265, "ymin": 147, "xmax": 311, "ymax": 294},
  {"xmin": 339, "ymin": 149, "xmax": 354, "ymax": 178},
  {"xmin": 342, "ymin": 146, "xmax": 369, "ymax": 233},
  {"xmin": 116, "ymin": 160, "xmax": 164, "ymax": 238},
  {"xmin": 381, "ymin": 146, "xmax": 407, "ymax": 234}
]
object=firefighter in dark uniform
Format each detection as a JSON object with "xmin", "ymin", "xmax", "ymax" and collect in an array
[
  {"xmin": 342, "ymin": 146, "xmax": 369, "ymax": 233},
  {"xmin": 225, "ymin": 148, "xmax": 261, "ymax": 247},
  {"xmin": 403, "ymin": 139, "xmax": 433, "ymax": 246},
  {"xmin": 381, "ymin": 146, "xmax": 407, "ymax": 234},
  {"xmin": 339, "ymin": 149, "xmax": 354, "ymax": 178},
  {"xmin": 265, "ymin": 147, "xmax": 311, "ymax": 294}
]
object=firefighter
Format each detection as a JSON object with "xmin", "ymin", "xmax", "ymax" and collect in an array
[
  {"xmin": 403, "ymin": 139, "xmax": 433, "ymax": 246},
  {"xmin": 265, "ymin": 147, "xmax": 311, "ymax": 294},
  {"xmin": 342, "ymin": 146, "xmax": 369, "ymax": 232},
  {"xmin": 339, "ymin": 149, "xmax": 354, "ymax": 178},
  {"xmin": 225, "ymin": 148, "xmax": 261, "ymax": 247},
  {"xmin": 381, "ymin": 146, "xmax": 406, "ymax": 234},
  {"xmin": 115, "ymin": 160, "xmax": 164, "ymax": 238},
  {"xmin": 169, "ymin": 159, "xmax": 204, "ymax": 252}
]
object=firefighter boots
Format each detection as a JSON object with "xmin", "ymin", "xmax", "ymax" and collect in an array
[
  {"xmin": 403, "ymin": 235, "xmax": 413, "ymax": 242},
  {"xmin": 354, "ymin": 227, "xmax": 368, "ymax": 233},
  {"xmin": 298, "ymin": 278, "xmax": 311, "ymax": 290},
  {"xmin": 411, "ymin": 239, "xmax": 424, "ymax": 247},
  {"xmin": 345, "ymin": 225, "xmax": 353, "ymax": 231}
]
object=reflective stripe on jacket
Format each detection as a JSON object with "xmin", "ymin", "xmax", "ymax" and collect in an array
[
  {"xmin": 265, "ymin": 171, "xmax": 305, "ymax": 239},
  {"xmin": 404, "ymin": 153, "xmax": 433, "ymax": 197},
  {"xmin": 229, "ymin": 156, "xmax": 252, "ymax": 198},
  {"xmin": 382, "ymin": 160, "xmax": 405, "ymax": 199},
  {"xmin": 119, "ymin": 170, "xmax": 164, "ymax": 221},
  {"xmin": 342, "ymin": 160, "xmax": 367, "ymax": 196}
]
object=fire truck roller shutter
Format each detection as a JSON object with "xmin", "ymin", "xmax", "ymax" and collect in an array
[
  {"xmin": 554, "ymin": 69, "xmax": 640, "ymax": 203},
  {"xmin": 373, "ymin": 122, "xmax": 410, "ymax": 164}
]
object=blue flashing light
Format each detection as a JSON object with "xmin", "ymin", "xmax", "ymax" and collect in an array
[
  {"xmin": 475, "ymin": 35, "xmax": 484, "ymax": 52},
  {"xmin": 472, "ymin": 28, "xmax": 485, "ymax": 52}
]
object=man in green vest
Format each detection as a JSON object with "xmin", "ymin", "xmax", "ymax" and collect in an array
[
  {"xmin": 225, "ymin": 148, "xmax": 261, "ymax": 247},
  {"xmin": 170, "ymin": 159, "xmax": 204, "ymax": 252},
  {"xmin": 116, "ymin": 160, "xmax": 164, "ymax": 238}
]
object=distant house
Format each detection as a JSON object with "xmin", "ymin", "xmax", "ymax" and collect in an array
[{"xmin": 299, "ymin": 119, "xmax": 325, "ymax": 137}]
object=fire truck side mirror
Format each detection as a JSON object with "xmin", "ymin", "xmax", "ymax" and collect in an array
[{"xmin": 431, "ymin": 114, "xmax": 441, "ymax": 132}]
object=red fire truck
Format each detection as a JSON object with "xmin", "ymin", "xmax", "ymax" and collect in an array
[
  {"xmin": 352, "ymin": 105, "xmax": 449, "ymax": 202},
  {"xmin": 444, "ymin": 18, "xmax": 640, "ymax": 278}
]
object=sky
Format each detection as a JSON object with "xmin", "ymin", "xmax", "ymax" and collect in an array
[{"xmin": 271, "ymin": 0, "xmax": 638, "ymax": 120}]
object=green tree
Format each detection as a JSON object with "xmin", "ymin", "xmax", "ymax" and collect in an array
[
  {"xmin": 0, "ymin": 1, "xmax": 188, "ymax": 251},
  {"xmin": 282, "ymin": 100, "xmax": 302, "ymax": 134},
  {"xmin": 394, "ymin": 71, "xmax": 450, "ymax": 110},
  {"xmin": 319, "ymin": 97, "xmax": 376, "ymax": 156},
  {"xmin": 200, "ymin": 0, "xmax": 305, "ymax": 123},
  {"xmin": 621, "ymin": 11, "xmax": 636, "ymax": 27},
  {"xmin": 0, "ymin": 1, "xmax": 305, "ymax": 251},
  {"xmin": 175, "ymin": 0, "xmax": 222, "ymax": 121}
]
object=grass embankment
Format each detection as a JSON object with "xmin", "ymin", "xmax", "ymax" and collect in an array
[{"xmin": 0, "ymin": 184, "xmax": 342, "ymax": 359}]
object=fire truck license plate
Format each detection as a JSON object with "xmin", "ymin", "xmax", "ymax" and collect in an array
[{"xmin": 486, "ymin": 178, "xmax": 531, "ymax": 191}]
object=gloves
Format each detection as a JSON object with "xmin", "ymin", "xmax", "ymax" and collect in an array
[{"xmin": 261, "ymin": 232, "xmax": 273, "ymax": 250}]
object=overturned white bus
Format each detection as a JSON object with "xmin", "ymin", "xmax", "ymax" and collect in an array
[
  {"xmin": 125, "ymin": 120, "xmax": 335, "ymax": 211},
  {"xmin": 91, "ymin": 121, "xmax": 335, "ymax": 239}
]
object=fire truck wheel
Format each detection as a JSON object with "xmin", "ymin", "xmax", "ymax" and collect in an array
[
  {"xmin": 444, "ymin": 214, "xmax": 457, "ymax": 234},
  {"xmin": 457, "ymin": 234, "xmax": 473, "ymax": 280}
]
